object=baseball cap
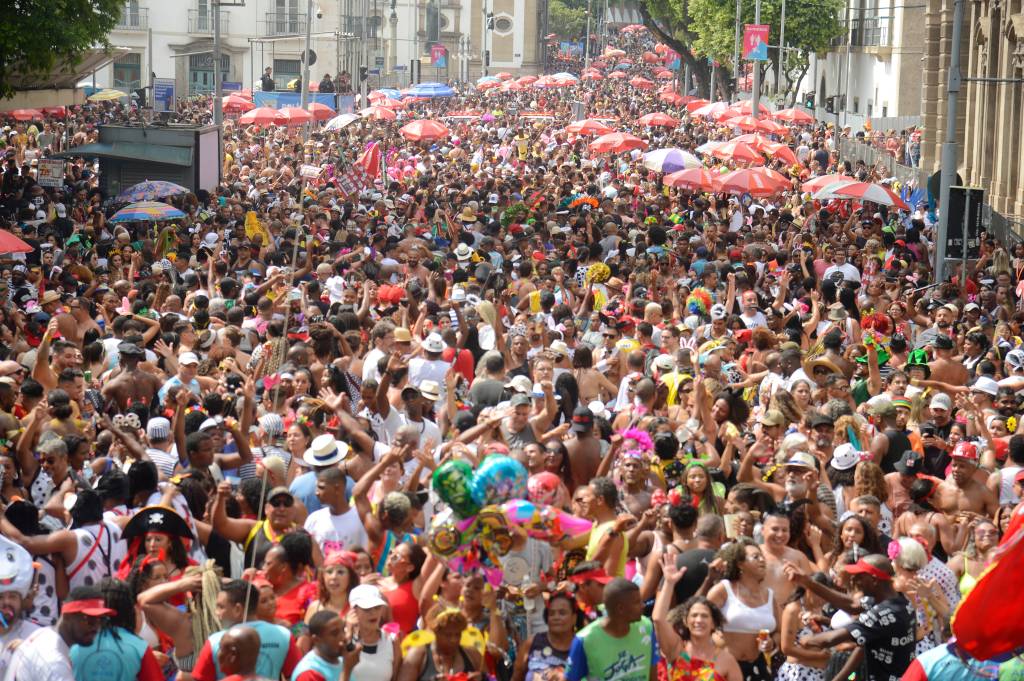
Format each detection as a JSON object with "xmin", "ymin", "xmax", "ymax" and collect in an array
[
  {"xmin": 505, "ymin": 375, "xmax": 532, "ymax": 394},
  {"xmin": 971, "ymin": 376, "xmax": 998, "ymax": 397},
  {"xmin": 62, "ymin": 599, "xmax": 117, "ymax": 617},
  {"xmin": 929, "ymin": 393, "xmax": 952, "ymax": 410},
  {"xmin": 571, "ymin": 406, "xmax": 595, "ymax": 433},
  {"xmin": 178, "ymin": 352, "xmax": 200, "ymax": 366},
  {"xmin": 146, "ymin": 417, "xmax": 171, "ymax": 441},
  {"xmin": 510, "ymin": 394, "xmax": 532, "ymax": 407},
  {"xmin": 349, "ymin": 584, "xmax": 387, "ymax": 609},
  {"xmin": 951, "ymin": 442, "xmax": 979, "ymax": 461},
  {"xmin": 785, "ymin": 452, "xmax": 818, "ymax": 470},
  {"xmin": 844, "ymin": 559, "xmax": 893, "ymax": 581},
  {"xmin": 808, "ymin": 413, "xmax": 835, "ymax": 429},
  {"xmin": 759, "ymin": 410, "xmax": 784, "ymax": 427},
  {"xmin": 894, "ymin": 450, "xmax": 923, "ymax": 475},
  {"xmin": 267, "ymin": 486, "xmax": 294, "ymax": 502},
  {"xmin": 1014, "ymin": 469, "xmax": 1024, "ymax": 484}
]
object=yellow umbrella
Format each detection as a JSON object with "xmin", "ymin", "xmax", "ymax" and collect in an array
[{"xmin": 88, "ymin": 88, "xmax": 127, "ymax": 101}]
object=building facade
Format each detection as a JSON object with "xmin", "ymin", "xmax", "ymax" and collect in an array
[
  {"xmin": 92, "ymin": 0, "xmax": 543, "ymax": 98},
  {"xmin": 919, "ymin": 0, "xmax": 1024, "ymax": 216}
]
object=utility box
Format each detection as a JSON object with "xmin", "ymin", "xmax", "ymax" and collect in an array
[{"xmin": 53, "ymin": 124, "xmax": 221, "ymax": 197}]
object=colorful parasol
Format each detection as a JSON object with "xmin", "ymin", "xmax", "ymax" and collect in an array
[
  {"xmin": 116, "ymin": 181, "xmax": 189, "ymax": 203},
  {"xmin": 110, "ymin": 201, "xmax": 186, "ymax": 223}
]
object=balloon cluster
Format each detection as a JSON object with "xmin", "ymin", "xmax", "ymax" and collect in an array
[{"xmin": 429, "ymin": 456, "xmax": 592, "ymax": 584}]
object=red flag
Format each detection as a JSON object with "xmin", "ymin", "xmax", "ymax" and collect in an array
[
  {"xmin": 355, "ymin": 142, "xmax": 381, "ymax": 178},
  {"xmin": 951, "ymin": 510, "xmax": 1024, "ymax": 659}
]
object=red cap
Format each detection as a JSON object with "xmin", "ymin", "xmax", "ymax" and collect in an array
[
  {"xmin": 1014, "ymin": 469, "xmax": 1024, "ymax": 484},
  {"xmin": 62, "ymin": 599, "xmax": 116, "ymax": 617},
  {"xmin": 951, "ymin": 442, "xmax": 979, "ymax": 461},
  {"xmin": 570, "ymin": 568, "xmax": 613, "ymax": 585},
  {"xmin": 843, "ymin": 560, "xmax": 893, "ymax": 581}
]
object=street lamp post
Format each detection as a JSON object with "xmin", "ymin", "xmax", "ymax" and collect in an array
[
  {"xmin": 301, "ymin": 0, "xmax": 313, "ymax": 108},
  {"xmin": 751, "ymin": 0, "xmax": 761, "ymax": 115},
  {"xmin": 934, "ymin": 0, "xmax": 965, "ymax": 283},
  {"xmin": 731, "ymin": 0, "xmax": 741, "ymax": 102},
  {"xmin": 213, "ymin": 0, "xmax": 222, "ymax": 126},
  {"xmin": 584, "ymin": 0, "xmax": 591, "ymax": 70}
]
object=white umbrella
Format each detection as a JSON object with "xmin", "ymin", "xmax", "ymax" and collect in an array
[
  {"xmin": 811, "ymin": 181, "xmax": 910, "ymax": 209},
  {"xmin": 324, "ymin": 113, "xmax": 361, "ymax": 131},
  {"xmin": 695, "ymin": 141, "xmax": 723, "ymax": 155},
  {"xmin": 643, "ymin": 148, "xmax": 702, "ymax": 173}
]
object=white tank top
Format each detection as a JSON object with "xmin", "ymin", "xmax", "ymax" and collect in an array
[
  {"xmin": 26, "ymin": 556, "xmax": 58, "ymax": 627},
  {"xmin": 350, "ymin": 631, "xmax": 395, "ymax": 681},
  {"xmin": 67, "ymin": 521, "xmax": 127, "ymax": 590},
  {"xmin": 999, "ymin": 466, "xmax": 1022, "ymax": 505},
  {"xmin": 721, "ymin": 581, "xmax": 776, "ymax": 634}
]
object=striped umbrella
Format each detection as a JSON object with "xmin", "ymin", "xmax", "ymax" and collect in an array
[{"xmin": 110, "ymin": 201, "xmax": 186, "ymax": 223}]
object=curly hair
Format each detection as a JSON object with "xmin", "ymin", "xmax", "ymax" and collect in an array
[
  {"xmin": 718, "ymin": 537, "xmax": 759, "ymax": 581},
  {"xmin": 854, "ymin": 461, "xmax": 889, "ymax": 505},
  {"xmin": 668, "ymin": 596, "xmax": 725, "ymax": 640}
]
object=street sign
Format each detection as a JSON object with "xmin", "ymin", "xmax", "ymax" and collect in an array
[
  {"xmin": 394, "ymin": 65, "xmax": 407, "ymax": 71},
  {"xmin": 37, "ymin": 159, "xmax": 65, "ymax": 188},
  {"xmin": 222, "ymin": 81, "xmax": 242, "ymax": 92},
  {"xmin": 945, "ymin": 186, "xmax": 984, "ymax": 260},
  {"xmin": 153, "ymin": 78, "xmax": 176, "ymax": 112},
  {"xmin": 743, "ymin": 24, "xmax": 770, "ymax": 61},
  {"xmin": 368, "ymin": 68, "xmax": 381, "ymax": 76},
  {"xmin": 375, "ymin": 56, "xmax": 385, "ymax": 67}
]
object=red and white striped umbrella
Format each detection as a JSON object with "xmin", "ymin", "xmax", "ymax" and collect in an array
[
  {"xmin": 764, "ymin": 142, "xmax": 799, "ymax": 166},
  {"xmin": 801, "ymin": 174, "xmax": 856, "ymax": 193},
  {"xmin": 306, "ymin": 102, "xmax": 336, "ymax": 121},
  {"xmin": 638, "ymin": 112, "xmax": 680, "ymax": 127},
  {"xmin": 629, "ymin": 76, "xmax": 656, "ymax": 90},
  {"xmin": 812, "ymin": 181, "xmax": 910, "ymax": 209},
  {"xmin": 359, "ymin": 106, "xmax": 398, "ymax": 121},
  {"xmin": 589, "ymin": 132, "xmax": 648, "ymax": 154},
  {"xmin": 773, "ymin": 107, "xmax": 815, "ymax": 124},
  {"xmin": 729, "ymin": 134, "xmax": 773, "ymax": 152},
  {"xmin": 238, "ymin": 107, "xmax": 286, "ymax": 126},
  {"xmin": 663, "ymin": 168, "xmax": 721, "ymax": 191},
  {"xmin": 717, "ymin": 168, "xmax": 788, "ymax": 196},
  {"xmin": 709, "ymin": 140, "xmax": 765, "ymax": 165},
  {"xmin": 279, "ymin": 106, "xmax": 314, "ymax": 126}
]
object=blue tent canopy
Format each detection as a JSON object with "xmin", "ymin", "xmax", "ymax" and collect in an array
[{"xmin": 407, "ymin": 82, "xmax": 455, "ymax": 97}]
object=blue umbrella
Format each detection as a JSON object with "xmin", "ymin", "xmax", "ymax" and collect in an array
[
  {"xmin": 407, "ymin": 82, "xmax": 455, "ymax": 98},
  {"xmin": 614, "ymin": 62, "xmax": 632, "ymax": 70},
  {"xmin": 370, "ymin": 88, "xmax": 403, "ymax": 100},
  {"xmin": 643, "ymin": 148, "xmax": 703, "ymax": 173},
  {"xmin": 476, "ymin": 75, "xmax": 499, "ymax": 84},
  {"xmin": 116, "ymin": 180, "xmax": 189, "ymax": 203}
]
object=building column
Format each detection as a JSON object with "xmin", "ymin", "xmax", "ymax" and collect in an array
[{"xmin": 919, "ymin": 0, "xmax": 945, "ymax": 172}]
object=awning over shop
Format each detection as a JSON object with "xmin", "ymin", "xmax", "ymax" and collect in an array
[{"xmin": 51, "ymin": 142, "xmax": 194, "ymax": 166}]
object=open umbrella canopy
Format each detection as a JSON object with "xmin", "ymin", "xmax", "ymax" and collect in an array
[
  {"xmin": 279, "ymin": 106, "xmax": 314, "ymax": 125},
  {"xmin": 773, "ymin": 107, "xmax": 815, "ymax": 124},
  {"xmin": 604, "ymin": 48, "xmax": 626, "ymax": 58},
  {"xmin": 710, "ymin": 140, "xmax": 765, "ymax": 165},
  {"xmin": 565, "ymin": 119, "xmax": 615, "ymax": 135},
  {"xmin": 306, "ymin": 102, "xmax": 336, "ymax": 121},
  {"xmin": 589, "ymin": 132, "xmax": 648, "ymax": 154},
  {"xmin": 801, "ymin": 174, "xmax": 856, "ymax": 193},
  {"xmin": 643, "ymin": 148, "xmax": 702, "ymax": 173},
  {"xmin": 764, "ymin": 142, "xmax": 799, "ymax": 166},
  {"xmin": 638, "ymin": 112, "xmax": 680, "ymax": 127},
  {"xmin": 5, "ymin": 109, "xmax": 42, "ymax": 121},
  {"xmin": 0, "ymin": 229, "xmax": 35, "ymax": 254},
  {"xmin": 408, "ymin": 82, "xmax": 455, "ymax": 97},
  {"xmin": 376, "ymin": 97, "xmax": 406, "ymax": 109},
  {"xmin": 477, "ymin": 80, "xmax": 501, "ymax": 90},
  {"xmin": 110, "ymin": 201, "xmax": 186, "ymax": 223},
  {"xmin": 757, "ymin": 167, "xmax": 793, "ymax": 188},
  {"xmin": 359, "ymin": 106, "xmax": 397, "ymax": 120},
  {"xmin": 728, "ymin": 115, "xmax": 765, "ymax": 132},
  {"xmin": 222, "ymin": 95, "xmax": 255, "ymax": 113},
  {"xmin": 369, "ymin": 88, "xmax": 403, "ymax": 101},
  {"xmin": 495, "ymin": 72, "xmax": 513, "ymax": 80},
  {"xmin": 116, "ymin": 180, "xmax": 189, "ymax": 203},
  {"xmin": 729, "ymin": 99, "xmax": 771, "ymax": 116},
  {"xmin": 88, "ymin": 88, "xmax": 127, "ymax": 101},
  {"xmin": 714, "ymin": 108, "xmax": 742, "ymax": 122},
  {"xmin": 684, "ymin": 98, "xmax": 711, "ymax": 112},
  {"xmin": 325, "ymin": 113, "xmax": 362, "ymax": 131},
  {"xmin": 663, "ymin": 168, "xmax": 721, "ymax": 191},
  {"xmin": 717, "ymin": 168, "xmax": 787, "ymax": 196},
  {"xmin": 399, "ymin": 119, "xmax": 450, "ymax": 141},
  {"xmin": 629, "ymin": 76, "xmax": 656, "ymax": 90},
  {"xmin": 642, "ymin": 52, "xmax": 661, "ymax": 63},
  {"xmin": 42, "ymin": 106, "xmax": 67, "ymax": 118},
  {"xmin": 655, "ymin": 70, "xmax": 675, "ymax": 80},
  {"xmin": 812, "ymin": 181, "xmax": 911, "ymax": 209},
  {"xmin": 729, "ymin": 133, "xmax": 773, "ymax": 152},
  {"xmin": 518, "ymin": 75, "xmax": 539, "ymax": 84},
  {"xmin": 660, "ymin": 92, "xmax": 685, "ymax": 106},
  {"xmin": 582, "ymin": 72, "xmax": 605, "ymax": 81},
  {"xmin": 691, "ymin": 101, "xmax": 728, "ymax": 118},
  {"xmin": 608, "ymin": 71, "xmax": 627, "ymax": 79},
  {"xmin": 238, "ymin": 107, "xmax": 286, "ymax": 126}
]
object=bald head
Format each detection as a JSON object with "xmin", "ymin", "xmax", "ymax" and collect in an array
[
  {"xmin": 909, "ymin": 522, "xmax": 937, "ymax": 550},
  {"xmin": 217, "ymin": 625, "xmax": 261, "ymax": 675}
]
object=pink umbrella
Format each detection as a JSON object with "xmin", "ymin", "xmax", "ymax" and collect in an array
[
  {"xmin": 654, "ymin": 43, "xmax": 669, "ymax": 54},
  {"xmin": 306, "ymin": 102, "xmax": 336, "ymax": 121},
  {"xmin": 518, "ymin": 75, "xmax": 539, "ymax": 84},
  {"xmin": 589, "ymin": 132, "xmax": 648, "ymax": 153},
  {"xmin": 359, "ymin": 106, "xmax": 397, "ymax": 121},
  {"xmin": 608, "ymin": 71, "xmax": 627, "ymax": 79},
  {"xmin": 399, "ymin": 119, "xmax": 450, "ymax": 141},
  {"xmin": 710, "ymin": 141, "xmax": 765, "ymax": 165},
  {"xmin": 642, "ymin": 52, "xmax": 661, "ymax": 64},
  {"xmin": 717, "ymin": 168, "xmax": 787, "ymax": 196},
  {"xmin": 279, "ymin": 106, "xmax": 314, "ymax": 126},
  {"xmin": 629, "ymin": 76, "xmax": 655, "ymax": 90},
  {"xmin": 801, "ymin": 174, "xmax": 856, "ymax": 193},
  {"xmin": 664, "ymin": 168, "xmax": 721, "ymax": 192},
  {"xmin": 773, "ymin": 107, "xmax": 815, "ymax": 124},
  {"xmin": 638, "ymin": 112, "xmax": 680, "ymax": 127},
  {"xmin": 238, "ymin": 107, "xmax": 286, "ymax": 126},
  {"xmin": 377, "ymin": 97, "xmax": 406, "ymax": 109},
  {"xmin": 655, "ymin": 71, "xmax": 675, "ymax": 80},
  {"xmin": 565, "ymin": 119, "xmax": 615, "ymax": 135},
  {"xmin": 660, "ymin": 92, "xmax": 685, "ymax": 106}
]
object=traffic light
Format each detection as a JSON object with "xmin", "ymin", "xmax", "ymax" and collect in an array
[
  {"xmin": 824, "ymin": 95, "xmax": 835, "ymax": 113},
  {"xmin": 359, "ymin": 66, "xmax": 368, "ymax": 83},
  {"xmin": 803, "ymin": 91, "xmax": 814, "ymax": 108}
]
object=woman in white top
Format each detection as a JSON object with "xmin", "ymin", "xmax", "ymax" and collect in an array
[{"xmin": 347, "ymin": 584, "xmax": 400, "ymax": 681}]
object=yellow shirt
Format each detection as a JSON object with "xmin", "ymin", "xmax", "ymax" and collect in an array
[{"xmin": 586, "ymin": 519, "xmax": 628, "ymax": 577}]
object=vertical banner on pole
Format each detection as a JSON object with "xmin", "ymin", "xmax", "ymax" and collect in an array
[
  {"xmin": 742, "ymin": 24, "xmax": 770, "ymax": 60},
  {"xmin": 430, "ymin": 44, "xmax": 448, "ymax": 68}
]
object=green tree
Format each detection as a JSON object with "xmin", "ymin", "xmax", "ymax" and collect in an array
[
  {"xmin": 687, "ymin": 0, "xmax": 843, "ymax": 103},
  {"xmin": 0, "ymin": 0, "xmax": 123, "ymax": 99},
  {"xmin": 548, "ymin": 0, "xmax": 588, "ymax": 39},
  {"xmin": 636, "ymin": 0, "xmax": 714, "ymax": 97}
]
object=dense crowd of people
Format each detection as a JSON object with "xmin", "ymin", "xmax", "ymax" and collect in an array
[{"xmin": 0, "ymin": 22, "xmax": 1020, "ymax": 681}]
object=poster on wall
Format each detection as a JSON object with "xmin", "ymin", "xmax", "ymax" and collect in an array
[
  {"xmin": 153, "ymin": 78, "xmax": 176, "ymax": 112},
  {"xmin": 37, "ymin": 159, "xmax": 65, "ymax": 188}
]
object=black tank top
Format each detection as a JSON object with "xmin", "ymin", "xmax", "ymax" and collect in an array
[
  {"xmin": 882, "ymin": 428, "xmax": 912, "ymax": 474},
  {"xmin": 418, "ymin": 644, "xmax": 476, "ymax": 681}
]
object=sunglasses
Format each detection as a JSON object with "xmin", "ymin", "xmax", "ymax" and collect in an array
[{"xmin": 269, "ymin": 497, "xmax": 294, "ymax": 508}]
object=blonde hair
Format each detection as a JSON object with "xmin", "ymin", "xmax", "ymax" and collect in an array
[{"xmin": 894, "ymin": 538, "xmax": 928, "ymax": 571}]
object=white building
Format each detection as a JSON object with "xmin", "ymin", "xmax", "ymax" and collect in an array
[
  {"xmin": 91, "ymin": 0, "xmax": 544, "ymax": 98},
  {"xmin": 807, "ymin": 0, "xmax": 925, "ymax": 125}
]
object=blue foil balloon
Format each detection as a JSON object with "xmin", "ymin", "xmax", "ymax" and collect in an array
[{"xmin": 470, "ymin": 455, "xmax": 529, "ymax": 507}]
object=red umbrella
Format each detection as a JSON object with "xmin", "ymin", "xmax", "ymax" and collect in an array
[
  {"xmin": 400, "ymin": 119, "xmax": 450, "ymax": 141},
  {"xmin": 360, "ymin": 106, "xmax": 397, "ymax": 121},
  {"xmin": 660, "ymin": 92, "xmax": 685, "ymax": 106},
  {"xmin": 728, "ymin": 115, "xmax": 764, "ymax": 132},
  {"xmin": 638, "ymin": 112, "xmax": 679, "ymax": 127},
  {"xmin": 496, "ymin": 72, "xmax": 513, "ymax": 81},
  {"xmin": 502, "ymin": 80, "xmax": 527, "ymax": 91},
  {"xmin": 717, "ymin": 168, "xmax": 787, "ymax": 196},
  {"xmin": 758, "ymin": 119, "xmax": 789, "ymax": 134},
  {"xmin": 685, "ymin": 98, "xmax": 711, "ymax": 113},
  {"xmin": 591, "ymin": 60, "xmax": 608, "ymax": 69},
  {"xmin": 608, "ymin": 71, "xmax": 627, "ymax": 79},
  {"xmin": 279, "ymin": 106, "xmax": 314, "ymax": 126},
  {"xmin": 664, "ymin": 168, "xmax": 721, "ymax": 192},
  {"xmin": 222, "ymin": 96, "xmax": 254, "ymax": 113},
  {"xmin": 582, "ymin": 72, "xmax": 604, "ymax": 81},
  {"xmin": 710, "ymin": 140, "xmax": 765, "ymax": 165},
  {"xmin": 714, "ymin": 108, "xmax": 742, "ymax": 123},
  {"xmin": 518, "ymin": 75, "xmax": 539, "ymax": 84},
  {"xmin": 306, "ymin": 102, "xmax": 336, "ymax": 121},
  {"xmin": 730, "ymin": 133, "xmax": 772, "ymax": 152},
  {"xmin": 0, "ymin": 229, "xmax": 35, "ymax": 253},
  {"xmin": 377, "ymin": 97, "xmax": 406, "ymax": 109},
  {"xmin": 654, "ymin": 43, "xmax": 669, "ymax": 54},
  {"xmin": 238, "ymin": 107, "xmax": 286, "ymax": 126},
  {"xmin": 565, "ymin": 119, "xmax": 615, "ymax": 135},
  {"xmin": 691, "ymin": 101, "xmax": 727, "ymax": 118},
  {"xmin": 42, "ymin": 106, "xmax": 67, "ymax": 118},
  {"xmin": 758, "ymin": 166, "xmax": 793, "ymax": 188},
  {"xmin": 773, "ymin": 107, "xmax": 815, "ymax": 124},
  {"xmin": 729, "ymin": 99, "xmax": 771, "ymax": 116},
  {"xmin": 478, "ymin": 80, "xmax": 501, "ymax": 90},
  {"xmin": 801, "ymin": 174, "xmax": 856, "ymax": 193},
  {"xmin": 655, "ymin": 71, "xmax": 674, "ymax": 80},
  {"xmin": 6, "ymin": 109, "xmax": 42, "ymax": 121},
  {"xmin": 629, "ymin": 76, "xmax": 656, "ymax": 90},
  {"xmin": 813, "ymin": 181, "xmax": 910, "ymax": 209},
  {"xmin": 766, "ymin": 143, "xmax": 799, "ymax": 166},
  {"xmin": 589, "ymin": 132, "xmax": 648, "ymax": 154},
  {"xmin": 642, "ymin": 52, "xmax": 661, "ymax": 64}
]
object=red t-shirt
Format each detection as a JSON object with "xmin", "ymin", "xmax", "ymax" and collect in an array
[
  {"xmin": 274, "ymin": 580, "xmax": 317, "ymax": 626},
  {"xmin": 137, "ymin": 647, "xmax": 165, "ymax": 681},
  {"xmin": 443, "ymin": 346, "xmax": 474, "ymax": 384}
]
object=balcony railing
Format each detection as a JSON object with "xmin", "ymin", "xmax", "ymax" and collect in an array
[
  {"xmin": 115, "ymin": 6, "xmax": 149, "ymax": 29},
  {"xmin": 188, "ymin": 9, "xmax": 230, "ymax": 34},
  {"xmin": 850, "ymin": 16, "xmax": 892, "ymax": 47},
  {"xmin": 263, "ymin": 12, "xmax": 308, "ymax": 36}
]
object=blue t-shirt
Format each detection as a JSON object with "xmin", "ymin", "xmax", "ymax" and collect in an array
[{"xmin": 71, "ymin": 627, "xmax": 148, "ymax": 681}]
